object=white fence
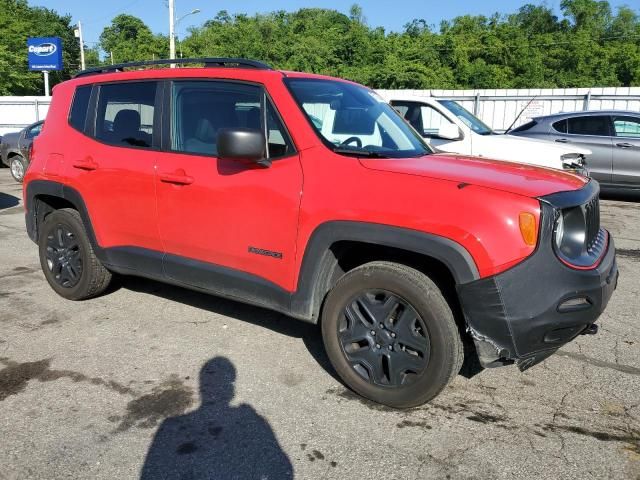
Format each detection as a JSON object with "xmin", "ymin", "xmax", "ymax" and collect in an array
[
  {"xmin": 0, "ymin": 97, "xmax": 50, "ymax": 135},
  {"xmin": 1, "ymin": 87, "xmax": 640, "ymax": 136}
]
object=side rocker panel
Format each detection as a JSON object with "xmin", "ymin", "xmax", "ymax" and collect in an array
[{"xmin": 26, "ymin": 181, "xmax": 479, "ymax": 324}]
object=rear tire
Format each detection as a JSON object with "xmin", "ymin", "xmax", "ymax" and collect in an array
[
  {"xmin": 321, "ymin": 261, "xmax": 463, "ymax": 408},
  {"xmin": 9, "ymin": 155, "xmax": 26, "ymax": 183},
  {"xmin": 38, "ymin": 208, "xmax": 112, "ymax": 300}
]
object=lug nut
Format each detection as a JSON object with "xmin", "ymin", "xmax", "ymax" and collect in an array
[
  {"xmin": 376, "ymin": 344, "xmax": 381, "ymax": 349},
  {"xmin": 388, "ymin": 345, "xmax": 393, "ymax": 351},
  {"xmin": 371, "ymin": 330, "xmax": 376, "ymax": 335},
  {"xmin": 391, "ymin": 332, "xmax": 396, "ymax": 338}
]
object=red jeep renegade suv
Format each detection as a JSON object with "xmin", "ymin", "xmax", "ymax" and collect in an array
[{"xmin": 23, "ymin": 58, "xmax": 618, "ymax": 408}]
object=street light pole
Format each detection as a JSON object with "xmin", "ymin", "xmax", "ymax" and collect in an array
[
  {"xmin": 169, "ymin": 0, "xmax": 176, "ymax": 66},
  {"xmin": 75, "ymin": 21, "xmax": 86, "ymax": 71},
  {"xmin": 169, "ymin": 3, "xmax": 200, "ymax": 68}
]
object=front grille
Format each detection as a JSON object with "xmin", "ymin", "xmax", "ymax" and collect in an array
[{"xmin": 584, "ymin": 195, "xmax": 600, "ymax": 251}]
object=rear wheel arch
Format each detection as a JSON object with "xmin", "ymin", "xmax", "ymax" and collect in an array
[{"xmin": 26, "ymin": 181, "xmax": 98, "ymax": 249}]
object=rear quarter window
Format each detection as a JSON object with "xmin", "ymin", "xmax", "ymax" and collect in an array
[
  {"xmin": 69, "ymin": 85, "xmax": 92, "ymax": 133},
  {"xmin": 552, "ymin": 119, "xmax": 568, "ymax": 134}
]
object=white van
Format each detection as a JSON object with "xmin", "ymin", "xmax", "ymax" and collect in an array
[{"xmin": 383, "ymin": 94, "xmax": 590, "ymax": 171}]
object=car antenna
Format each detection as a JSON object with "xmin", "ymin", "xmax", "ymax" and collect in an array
[{"xmin": 505, "ymin": 96, "xmax": 538, "ymax": 134}]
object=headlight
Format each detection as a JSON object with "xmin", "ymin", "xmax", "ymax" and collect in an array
[
  {"xmin": 561, "ymin": 153, "xmax": 585, "ymax": 167},
  {"xmin": 554, "ymin": 207, "xmax": 586, "ymax": 258},
  {"xmin": 554, "ymin": 212, "xmax": 564, "ymax": 250}
]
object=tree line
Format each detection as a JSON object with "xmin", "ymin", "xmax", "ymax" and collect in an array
[{"xmin": 0, "ymin": 0, "xmax": 638, "ymax": 95}]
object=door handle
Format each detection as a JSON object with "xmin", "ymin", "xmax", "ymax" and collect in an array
[
  {"xmin": 72, "ymin": 158, "xmax": 98, "ymax": 171},
  {"xmin": 616, "ymin": 142, "xmax": 634, "ymax": 149},
  {"xmin": 159, "ymin": 171, "xmax": 194, "ymax": 185},
  {"xmin": 555, "ymin": 138, "xmax": 568, "ymax": 143}
]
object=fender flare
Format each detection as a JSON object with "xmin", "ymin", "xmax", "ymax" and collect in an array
[
  {"xmin": 290, "ymin": 221, "xmax": 479, "ymax": 320},
  {"xmin": 25, "ymin": 180, "xmax": 100, "ymax": 251}
]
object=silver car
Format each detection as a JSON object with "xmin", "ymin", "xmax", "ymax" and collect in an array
[{"xmin": 510, "ymin": 110, "xmax": 640, "ymax": 192}]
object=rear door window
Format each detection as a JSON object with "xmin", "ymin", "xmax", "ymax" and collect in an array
[
  {"xmin": 566, "ymin": 116, "xmax": 611, "ymax": 136},
  {"xmin": 95, "ymin": 82, "xmax": 157, "ymax": 148}
]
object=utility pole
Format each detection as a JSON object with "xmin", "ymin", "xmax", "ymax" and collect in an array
[
  {"xmin": 75, "ymin": 21, "xmax": 86, "ymax": 70},
  {"xmin": 169, "ymin": 0, "xmax": 176, "ymax": 67}
]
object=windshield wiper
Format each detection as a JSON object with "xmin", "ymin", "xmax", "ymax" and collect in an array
[{"xmin": 332, "ymin": 147, "xmax": 390, "ymax": 158}]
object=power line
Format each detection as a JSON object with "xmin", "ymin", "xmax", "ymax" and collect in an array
[{"xmin": 82, "ymin": 0, "xmax": 143, "ymax": 25}]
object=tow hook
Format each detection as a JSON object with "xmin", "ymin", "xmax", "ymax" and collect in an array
[{"xmin": 581, "ymin": 324, "xmax": 598, "ymax": 335}]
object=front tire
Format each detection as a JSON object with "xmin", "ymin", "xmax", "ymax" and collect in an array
[
  {"xmin": 9, "ymin": 155, "xmax": 26, "ymax": 183},
  {"xmin": 38, "ymin": 208, "xmax": 112, "ymax": 300},
  {"xmin": 321, "ymin": 261, "xmax": 463, "ymax": 408}
]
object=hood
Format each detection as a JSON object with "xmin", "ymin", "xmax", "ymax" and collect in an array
[
  {"xmin": 360, "ymin": 153, "xmax": 587, "ymax": 198},
  {"xmin": 1, "ymin": 131, "xmax": 19, "ymax": 142},
  {"xmin": 498, "ymin": 134, "xmax": 591, "ymax": 155}
]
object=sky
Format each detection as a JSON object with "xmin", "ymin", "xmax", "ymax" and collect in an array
[{"xmin": 29, "ymin": 0, "xmax": 636, "ymax": 48}]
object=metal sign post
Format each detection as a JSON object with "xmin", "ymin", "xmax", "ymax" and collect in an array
[
  {"xmin": 27, "ymin": 37, "xmax": 63, "ymax": 96},
  {"xmin": 43, "ymin": 71, "xmax": 50, "ymax": 97}
]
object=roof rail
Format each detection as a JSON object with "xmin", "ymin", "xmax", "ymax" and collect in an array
[{"xmin": 74, "ymin": 57, "xmax": 273, "ymax": 78}]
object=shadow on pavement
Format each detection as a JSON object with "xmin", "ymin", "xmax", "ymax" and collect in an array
[
  {"xmin": 140, "ymin": 356, "xmax": 294, "ymax": 480},
  {"xmin": 118, "ymin": 275, "xmax": 339, "ymax": 382},
  {"xmin": 0, "ymin": 192, "xmax": 19, "ymax": 210}
]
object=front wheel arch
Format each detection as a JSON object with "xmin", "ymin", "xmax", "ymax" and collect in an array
[{"xmin": 290, "ymin": 221, "xmax": 480, "ymax": 323}]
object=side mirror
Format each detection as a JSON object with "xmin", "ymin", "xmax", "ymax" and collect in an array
[
  {"xmin": 436, "ymin": 123, "xmax": 462, "ymax": 141},
  {"xmin": 217, "ymin": 128, "xmax": 268, "ymax": 166}
]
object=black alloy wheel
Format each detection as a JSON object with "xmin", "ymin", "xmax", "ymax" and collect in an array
[
  {"xmin": 321, "ymin": 261, "xmax": 463, "ymax": 408},
  {"xmin": 339, "ymin": 290, "xmax": 430, "ymax": 387},
  {"xmin": 38, "ymin": 208, "xmax": 112, "ymax": 300},
  {"xmin": 45, "ymin": 223, "xmax": 83, "ymax": 288}
]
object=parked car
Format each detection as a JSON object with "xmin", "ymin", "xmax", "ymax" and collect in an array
[
  {"xmin": 509, "ymin": 110, "xmax": 640, "ymax": 192},
  {"xmin": 24, "ymin": 58, "xmax": 617, "ymax": 408},
  {"xmin": 383, "ymin": 95, "xmax": 590, "ymax": 172},
  {"xmin": 1, "ymin": 120, "xmax": 44, "ymax": 182}
]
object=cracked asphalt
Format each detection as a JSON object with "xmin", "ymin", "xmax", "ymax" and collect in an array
[{"xmin": 0, "ymin": 168, "xmax": 638, "ymax": 480}]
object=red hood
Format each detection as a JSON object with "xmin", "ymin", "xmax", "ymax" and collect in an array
[{"xmin": 360, "ymin": 153, "xmax": 587, "ymax": 198}]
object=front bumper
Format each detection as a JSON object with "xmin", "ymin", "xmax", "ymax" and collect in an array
[{"xmin": 457, "ymin": 201, "xmax": 618, "ymax": 371}]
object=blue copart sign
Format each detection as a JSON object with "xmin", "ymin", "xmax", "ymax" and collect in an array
[{"xmin": 27, "ymin": 37, "xmax": 63, "ymax": 71}]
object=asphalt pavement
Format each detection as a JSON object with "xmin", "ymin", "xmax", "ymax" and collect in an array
[{"xmin": 0, "ymin": 169, "xmax": 638, "ymax": 479}]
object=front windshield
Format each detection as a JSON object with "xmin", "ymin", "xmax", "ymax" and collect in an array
[
  {"xmin": 286, "ymin": 78, "xmax": 432, "ymax": 158},
  {"xmin": 438, "ymin": 100, "xmax": 493, "ymax": 136}
]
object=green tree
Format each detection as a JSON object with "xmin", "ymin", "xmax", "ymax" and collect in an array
[
  {"xmin": 99, "ymin": 14, "xmax": 167, "ymax": 63},
  {"xmin": 0, "ymin": 0, "xmax": 80, "ymax": 95},
  {"xmin": 1, "ymin": 1, "xmax": 639, "ymax": 94}
]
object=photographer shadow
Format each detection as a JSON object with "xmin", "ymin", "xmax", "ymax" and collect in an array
[{"xmin": 140, "ymin": 357, "xmax": 293, "ymax": 480}]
